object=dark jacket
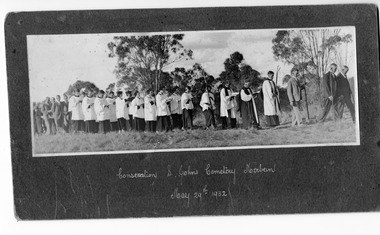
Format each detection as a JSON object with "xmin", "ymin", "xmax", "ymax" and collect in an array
[
  {"xmin": 322, "ymin": 71, "xmax": 337, "ymax": 98},
  {"xmin": 336, "ymin": 72, "xmax": 352, "ymax": 99}
]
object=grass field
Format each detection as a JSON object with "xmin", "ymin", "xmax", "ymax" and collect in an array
[{"xmin": 33, "ymin": 113, "xmax": 357, "ymax": 154}]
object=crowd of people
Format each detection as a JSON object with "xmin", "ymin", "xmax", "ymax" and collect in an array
[{"xmin": 32, "ymin": 64, "xmax": 355, "ymax": 136}]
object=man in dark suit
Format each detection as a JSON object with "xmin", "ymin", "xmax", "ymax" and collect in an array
[
  {"xmin": 287, "ymin": 68, "xmax": 305, "ymax": 127},
  {"xmin": 335, "ymin": 65, "xmax": 355, "ymax": 122},
  {"xmin": 318, "ymin": 63, "xmax": 338, "ymax": 122}
]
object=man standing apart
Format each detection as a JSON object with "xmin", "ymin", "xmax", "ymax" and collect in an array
[
  {"xmin": 263, "ymin": 71, "xmax": 281, "ymax": 127},
  {"xmin": 318, "ymin": 63, "xmax": 338, "ymax": 123},
  {"xmin": 200, "ymin": 86, "xmax": 216, "ymax": 130},
  {"xmin": 287, "ymin": 68, "xmax": 304, "ymax": 127},
  {"xmin": 335, "ymin": 65, "xmax": 355, "ymax": 122}
]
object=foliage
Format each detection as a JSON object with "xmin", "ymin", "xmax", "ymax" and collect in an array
[
  {"xmin": 272, "ymin": 29, "xmax": 353, "ymax": 103},
  {"xmin": 218, "ymin": 52, "xmax": 261, "ymax": 90},
  {"xmin": 108, "ymin": 34, "xmax": 193, "ymax": 92},
  {"xmin": 65, "ymin": 80, "xmax": 99, "ymax": 96}
]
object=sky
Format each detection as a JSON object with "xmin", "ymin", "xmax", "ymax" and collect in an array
[{"xmin": 28, "ymin": 26, "xmax": 356, "ymax": 102}]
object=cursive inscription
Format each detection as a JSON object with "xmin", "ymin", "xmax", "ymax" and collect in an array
[
  {"xmin": 243, "ymin": 163, "xmax": 276, "ymax": 174},
  {"xmin": 116, "ymin": 168, "xmax": 158, "ymax": 179},
  {"xmin": 205, "ymin": 164, "xmax": 236, "ymax": 184}
]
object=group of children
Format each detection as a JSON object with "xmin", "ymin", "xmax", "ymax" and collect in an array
[
  {"xmin": 33, "ymin": 85, "xmax": 199, "ymax": 135},
  {"xmin": 33, "ymin": 80, "xmax": 264, "ymax": 136}
]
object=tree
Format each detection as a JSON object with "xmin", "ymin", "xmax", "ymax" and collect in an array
[
  {"xmin": 65, "ymin": 80, "xmax": 99, "ymax": 96},
  {"xmin": 272, "ymin": 29, "xmax": 353, "ymax": 102},
  {"xmin": 219, "ymin": 52, "xmax": 261, "ymax": 90},
  {"xmin": 108, "ymin": 34, "xmax": 193, "ymax": 92}
]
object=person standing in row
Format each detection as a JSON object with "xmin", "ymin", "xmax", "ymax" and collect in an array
[
  {"xmin": 170, "ymin": 87, "xmax": 183, "ymax": 130},
  {"xmin": 33, "ymin": 102, "xmax": 43, "ymax": 135},
  {"xmin": 287, "ymin": 68, "xmax": 304, "ymax": 127},
  {"xmin": 156, "ymin": 87, "xmax": 172, "ymax": 132},
  {"xmin": 220, "ymin": 81, "xmax": 237, "ymax": 129},
  {"xmin": 116, "ymin": 91, "xmax": 129, "ymax": 132},
  {"xmin": 144, "ymin": 89, "xmax": 157, "ymax": 132},
  {"xmin": 200, "ymin": 85, "xmax": 216, "ymax": 130},
  {"xmin": 106, "ymin": 91, "xmax": 118, "ymax": 132},
  {"xmin": 94, "ymin": 90, "xmax": 108, "ymax": 134},
  {"xmin": 132, "ymin": 91, "xmax": 145, "ymax": 132},
  {"xmin": 181, "ymin": 86, "xmax": 194, "ymax": 130},
  {"xmin": 70, "ymin": 89, "xmax": 85, "ymax": 133},
  {"xmin": 124, "ymin": 91, "xmax": 134, "ymax": 130},
  {"xmin": 335, "ymin": 65, "xmax": 355, "ymax": 123},
  {"xmin": 318, "ymin": 63, "xmax": 338, "ymax": 123},
  {"xmin": 62, "ymin": 94, "xmax": 70, "ymax": 133},
  {"xmin": 263, "ymin": 71, "xmax": 281, "ymax": 127},
  {"xmin": 48, "ymin": 97, "xmax": 57, "ymax": 134},
  {"xmin": 51, "ymin": 95, "xmax": 63, "ymax": 133},
  {"xmin": 240, "ymin": 81, "xmax": 260, "ymax": 129},
  {"xmin": 82, "ymin": 90, "xmax": 96, "ymax": 133}
]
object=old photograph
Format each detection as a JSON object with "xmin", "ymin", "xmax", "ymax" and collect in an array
[{"xmin": 29, "ymin": 26, "xmax": 359, "ymax": 156}]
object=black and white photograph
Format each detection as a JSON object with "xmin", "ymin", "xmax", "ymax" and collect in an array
[
  {"xmin": 29, "ymin": 26, "xmax": 359, "ymax": 156},
  {"xmin": 3, "ymin": 2, "xmax": 380, "ymax": 234}
]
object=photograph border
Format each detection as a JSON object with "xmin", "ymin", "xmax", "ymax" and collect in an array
[
  {"xmin": 5, "ymin": 4, "xmax": 380, "ymax": 220},
  {"xmin": 27, "ymin": 26, "xmax": 361, "ymax": 157}
]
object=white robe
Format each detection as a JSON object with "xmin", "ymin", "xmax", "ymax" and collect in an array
[
  {"xmin": 131, "ymin": 97, "xmax": 145, "ymax": 119},
  {"xmin": 144, "ymin": 95, "xmax": 157, "ymax": 121},
  {"xmin": 263, "ymin": 80, "xmax": 281, "ymax": 116},
  {"xmin": 200, "ymin": 92, "xmax": 216, "ymax": 111},
  {"xmin": 82, "ymin": 96, "xmax": 96, "ymax": 121},
  {"xmin": 106, "ymin": 98, "xmax": 117, "ymax": 122},
  {"xmin": 156, "ymin": 92, "xmax": 171, "ymax": 116},
  {"xmin": 71, "ymin": 95, "xmax": 84, "ymax": 120},
  {"xmin": 181, "ymin": 92, "xmax": 194, "ymax": 110},
  {"xmin": 220, "ymin": 88, "xmax": 237, "ymax": 118},
  {"xmin": 94, "ymin": 97, "xmax": 107, "ymax": 121},
  {"xmin": 170, "ymin": 93, "xmax": 182, "ymax": 114},
  {"xmin": 115, "ymin": 97, "xmax": 129, "ymax": 120}
]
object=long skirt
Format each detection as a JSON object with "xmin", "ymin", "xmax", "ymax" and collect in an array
[
  {"xmin": 182, "ymin": 109, "xmax": 193, "ymax": 130},
  {"xmin": 171, "ymin": 113, "xmax": 183, "ymax": 129},
  {"xmin": 240, "ymin": 101, "xmax": 258, "ymax": 129},
  {"xmin": 157, "ymin": 115, "xmax": 171, "ymax": 132},
  {"xmin": 266, "ymin": 115, "xmax": 280, "ymax": 127},
  {"xmin": 34, "ymin": 116, "xmax": 43, "ymax": 135}
]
